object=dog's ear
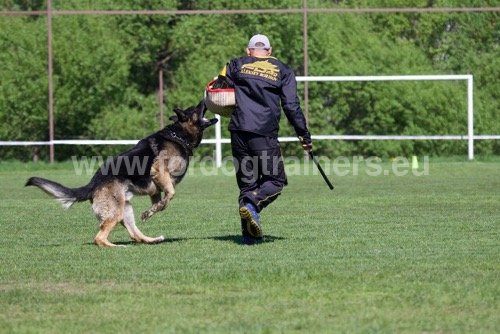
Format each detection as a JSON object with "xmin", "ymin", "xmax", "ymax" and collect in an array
[
  {"xmin": 169, "ymin": 115, "xmax": 178, "ymax": 122},
  {"xmin": 173, "ymin": 107, "xmax": 188, "ymax": 122},
  {"xmin": 201, "ymin": 117, "xmax": 218, "ymax": 129},
  {"xmin": 196, "ymin": 100, "xmax": 207, "ymax": 116}
]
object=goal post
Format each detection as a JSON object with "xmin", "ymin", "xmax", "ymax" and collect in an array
[{"xmin": 209, "ymin": 74, "xmax": 477, "ymax": 167}]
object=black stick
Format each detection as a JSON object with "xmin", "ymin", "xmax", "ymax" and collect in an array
[{"xmin": 308, "ymin": 150, "xmax": 334, "ymax": 190}]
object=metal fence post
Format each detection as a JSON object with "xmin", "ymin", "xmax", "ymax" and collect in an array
[
  {"xmin": 47, "ymin": 0, "xmax": 55, "ymax": 162},
  {"xmin": 215, "ymin": 114, "xmax": 222, "ymax": 168},
  {"xmin": 467, "ymin": 75, "xmax": 474, "ymax": 160}
]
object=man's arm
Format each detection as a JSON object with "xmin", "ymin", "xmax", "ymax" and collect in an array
[
  {"xmin": 280, "ymin": 68, "xmax": 312, "ymax": 150},
  {"xmin": 212, "ymin": 64, "xmax": 234, "ymax": 89}
]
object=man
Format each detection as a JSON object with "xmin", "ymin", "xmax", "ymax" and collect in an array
[{"xmin": 214, "ymin": 34, "xmax": 312, "ymax": 245}]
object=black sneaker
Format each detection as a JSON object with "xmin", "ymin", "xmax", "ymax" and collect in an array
[
  {"xmin": 239, "ymin": 203, "xmax": 262, "ymax": 238},
  {"xmin": 241, "ymin": 219, "xmax": 263, "ymax": 245}
]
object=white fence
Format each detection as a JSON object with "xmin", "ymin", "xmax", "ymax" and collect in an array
[{"xmin": 2, "ymin": 75, "xmax": 499, "ymax": 165}]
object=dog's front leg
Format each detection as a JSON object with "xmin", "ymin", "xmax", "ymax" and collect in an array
[
  {"xmin": 141, "ymin": 160, "xmax": 175, "ymax": 222},
  {"xmin": 140, "ymin": 192, "xmax": 163, "ymax": 222},
  {"xmin": 141, "ymin": 186, "xmax": 174, "ymax": 222},
  {"xmin": 150, "ymin": 192, "xmax": 162, "ymax": 205}
]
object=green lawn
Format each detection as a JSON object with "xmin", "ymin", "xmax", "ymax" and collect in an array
[{"xmin": 0, "ymin": 158, "xmax": 498, "ymax": 333}]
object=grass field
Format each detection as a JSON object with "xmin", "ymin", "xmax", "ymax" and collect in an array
[{"xmin": 0, "ymin": 158, "xmax": 499, "ymax": 333}]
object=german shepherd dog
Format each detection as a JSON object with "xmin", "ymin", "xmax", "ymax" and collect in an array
[{"xmin": 26, "ymin": 101, "xmax": 218, "ymax": 247}]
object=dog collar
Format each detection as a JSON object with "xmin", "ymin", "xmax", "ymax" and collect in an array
[{"xmin": 161, "ymin": 129, "xmax": 194, "ymax": 155}]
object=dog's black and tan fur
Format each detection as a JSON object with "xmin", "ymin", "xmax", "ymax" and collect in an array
[{"xmin": 26, "ymin": 101, "xmax": 217, "ymax": 247}]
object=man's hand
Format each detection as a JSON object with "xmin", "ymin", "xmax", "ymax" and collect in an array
[
  {"xmin": 299, "ymin": 136, "xmax": 312, "ymax": 152},
  {"xmin": 212, "ymin": 75, "xmax": 232, "ymax": 89},
  {"xmin": 302, "ymin": 142, "xmax": 313, "ymax": 152}
]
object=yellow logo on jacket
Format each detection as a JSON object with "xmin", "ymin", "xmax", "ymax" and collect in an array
[{"xmin": 241, "ymin": 60, "xmax": 279, "ymax": 81}]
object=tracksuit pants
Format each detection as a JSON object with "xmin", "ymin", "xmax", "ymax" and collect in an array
[{"xmin": 231, "ymin": 130, "xmax": 287, "ymax": 212}]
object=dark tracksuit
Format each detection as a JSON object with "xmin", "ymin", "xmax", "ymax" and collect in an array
[{"xmin": 220, "ymin": 55, "xmax": 311, "ymax": 212}]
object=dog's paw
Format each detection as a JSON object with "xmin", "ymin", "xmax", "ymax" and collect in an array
[
  {"xmin": 141, "ymin": 210, "xmax": 154, "ymax": 222},
  {"xmin": 151, "ymin": 235, "xmax": 165, "ymax": 244}
]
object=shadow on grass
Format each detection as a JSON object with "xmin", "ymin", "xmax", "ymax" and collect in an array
[
  {"xmin": 114, "ymin": 237, "xmax": 188, "ymax": 246},
  {"xmin": 78, "ymin": 235, "xmax": 285, "ymax": 247},
  {"xmin": 210, "ymin": 234, "xmax": 285, "ymax": 245},
  {"xmin": 81, "ymin": 236, "xmax": 187, "ymax": 247}
]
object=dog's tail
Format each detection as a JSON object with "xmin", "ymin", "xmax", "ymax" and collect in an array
[{"xmin": 25, "ymin": 177, "xmax": 92, "ymax": 209}]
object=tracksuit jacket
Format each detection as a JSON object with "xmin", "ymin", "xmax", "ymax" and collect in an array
[{"xmin": 221, "ymin": 56, "xmax": 311, "ymax": 142}]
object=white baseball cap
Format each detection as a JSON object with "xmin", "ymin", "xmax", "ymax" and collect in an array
[{"xmin": 247, "ymin": 34, "xmax": 271, "ymax": 49}]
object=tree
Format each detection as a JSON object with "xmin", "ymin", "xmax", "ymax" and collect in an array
[
  {"xmin": 0, "ymin": 16, "xmax": 48, "ymax": 160},
  {"xmin": 0, "ymin": 0, "xmax": 498, "ymax": 160}
]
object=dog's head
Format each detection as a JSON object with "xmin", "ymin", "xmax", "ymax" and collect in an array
[{"xmin": 169, "ymin": 100, "xmax": 218, "ymax": 147}]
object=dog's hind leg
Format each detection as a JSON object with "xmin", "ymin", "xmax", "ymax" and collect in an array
[
  {"xmin": 122, "ymin": 201, "xmax": 164, "ymax": 244},
  {"xmin": 92, "ymin": 182, "xmax": 126, "ymax": 247},
  {"xmin": 95, "ymin": 218, "xmax": 123, "ymax": 247}
]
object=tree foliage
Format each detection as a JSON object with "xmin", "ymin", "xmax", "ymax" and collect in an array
[{"xmin": 0, "ymin": 0, "xmax": 498, "ymax": 160}]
